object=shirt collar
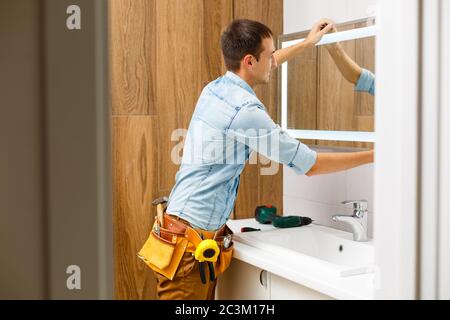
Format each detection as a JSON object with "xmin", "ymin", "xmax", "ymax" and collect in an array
[{"xmin": 224, "ymin": 71, "xmax": 257, "ymax": 97}]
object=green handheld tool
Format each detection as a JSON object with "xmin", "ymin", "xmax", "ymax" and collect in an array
[
  {"xmin": 255, "ymin": 205, "xmax": 313, "ymax": 228},
  {"xmin": 255, "ymin": 205, "xmax": 278, "ymax": 224},
  {"xmin": 272, "ymin": 215, "xmax": 313, "ymax": 228}
]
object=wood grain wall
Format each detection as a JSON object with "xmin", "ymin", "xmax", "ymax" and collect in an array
[
  {"xmin": 110, "ymin": 0, "xmax": 283, "ymax": 300},
  {"xmin": 233, "ymin": 0, "xmax": 284, "ymax": 219}
]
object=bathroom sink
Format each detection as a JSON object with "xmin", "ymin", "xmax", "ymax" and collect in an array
[{"xmin": 233, "ymin": 224, "xmax": 375, "ymax": 277}]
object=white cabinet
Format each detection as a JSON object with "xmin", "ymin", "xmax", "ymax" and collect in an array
[
  {"xmin": 216, "ymin": 260, "xmax": 333, "ymax": 300},
  {"xmin": 270, "ymin": 273, "xmax": 332, "ymax": 300},
  {"xmin": 216, "ymin": 259, "xmax": 270, "ymax": 300}
]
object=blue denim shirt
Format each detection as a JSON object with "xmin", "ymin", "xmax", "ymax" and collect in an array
[
  {"xmin": 166, "ymin": 71, "xmax": 317, "ymax": 230},
  {"xmin": 355, "ymin": 68, "xmax": 375, "ymax": 96}
]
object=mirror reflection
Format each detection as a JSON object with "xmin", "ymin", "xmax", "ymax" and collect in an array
[{"xmin": 280, "ymin": 19, "xmax": 375, "ymax": 149}]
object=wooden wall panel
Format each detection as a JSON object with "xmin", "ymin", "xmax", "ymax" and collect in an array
[
  {"xmin": 110, "ymin": 0, "xmax": 156, "ymax": 115},
  {"xmin": 202, "ymin": 0, "xmax": 233, "ymax": 84},
  {"xmin": 258, "ymin": 148, "xmax": 284, "ymax": 218},
  {"xmin": 233, "ymin": 166, "xmax": 260, "ymax": 219},
  {"xmin": 233, "ymin": 0, "xmax": 283, "ymax": 120},
  {"xmin": 233, "ymin": 0, "xmax": 284, "ymax": 219},
  {"xmin": 113, "ymin": 116, "xmax": 159, "ymax": 300},
  {"xmin": 155, "ymin": 0, "xmax": 204, "ymax": 191}
]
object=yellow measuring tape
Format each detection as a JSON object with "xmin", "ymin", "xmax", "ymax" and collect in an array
[{"xmin": 194, "ymin": 239, "xmax": 220, "ymax": 262}]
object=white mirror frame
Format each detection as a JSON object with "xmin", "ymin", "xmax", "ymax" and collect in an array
[{"xmin": 280, "ymin": 24, "xmax": 377, "ymax": 142}]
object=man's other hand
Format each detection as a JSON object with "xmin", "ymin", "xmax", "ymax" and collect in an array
[{"xmin": 305, "ymin": 18, "xmax": 335, "ymax": 47}]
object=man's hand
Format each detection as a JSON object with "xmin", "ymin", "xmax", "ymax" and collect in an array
[
  {"xmin": 304, "ymin": 19, "xmax": 335, "ymax": 48},
  {"xmin": 273, "ymin": 18, "xmax": 334, "ymax": 66},
  {"xmin": 328, "ymin": 24, "xmax": 338, "ymax": 34}
]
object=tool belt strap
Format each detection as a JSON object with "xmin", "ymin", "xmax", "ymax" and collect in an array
[{"xmin": 162, "ymin": 213, "xmax": 227, "ymax": 251}]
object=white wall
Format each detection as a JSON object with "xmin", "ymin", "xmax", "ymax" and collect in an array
[
  {"xmin": 284, "ymin": 0, "xmax": 377, "ymax": 33},
  {"xmin": 284, "ymin": 162, "xmax": 374, "ymax": 237},
  {"xmin": 283, "ymin": 0, "xmax": 376, "ymax": 238}
]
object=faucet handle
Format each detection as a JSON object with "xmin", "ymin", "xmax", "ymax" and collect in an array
[{"xmin": 341, "ymin": 200, "xmax": 368, "ymax": 217}]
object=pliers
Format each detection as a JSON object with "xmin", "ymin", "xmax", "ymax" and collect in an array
[{"xmin": 198, "ymin": 261, "xmax": 215, "ymax": 284}]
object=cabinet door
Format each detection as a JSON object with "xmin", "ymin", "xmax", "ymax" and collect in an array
[
  {"xmin": 270, "ymin": 273, "xmax": 333, "ymax": 300},
  {"xmin": 216, "ymin": 260, "xmax": 270, "ymax": 300}
]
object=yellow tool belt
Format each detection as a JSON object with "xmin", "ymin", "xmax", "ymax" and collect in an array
[{"xmin": 138, "ymin": 213, "xmax": 234, "ymax": 281}]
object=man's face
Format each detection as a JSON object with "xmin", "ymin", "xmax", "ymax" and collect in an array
[{"xmin": 252, "ymin": 37, "xmax": 277, "ymax": 85}]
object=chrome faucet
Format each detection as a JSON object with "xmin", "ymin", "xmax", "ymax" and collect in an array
[{"xmin": 332, "ymin": 200, "xmax": 368, "ymax": 241}]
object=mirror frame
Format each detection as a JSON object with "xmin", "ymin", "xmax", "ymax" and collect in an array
[{"xmin": 277, "ymin": 17, "xmax": 376, "ymax": 143}]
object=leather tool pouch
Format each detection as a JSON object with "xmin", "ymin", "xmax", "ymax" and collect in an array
[
  {"xmin": 214, "ymin": 225, "xmax": 234, "ymax": 277},
  {"xmin": 138, "ymin": 222, "xmax": 187, "ymax": 280}
]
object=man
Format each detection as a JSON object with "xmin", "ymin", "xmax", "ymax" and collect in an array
[
  {"xmin": 325, "ymin": 24, "xmax": 375, "ymax": 95},
  {"xmin": 155, "ymin": 18, "xmax": 374, "ymax": 300}
]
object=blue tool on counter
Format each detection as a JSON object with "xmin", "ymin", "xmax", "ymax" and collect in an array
[{"xmin": 255, "ymin": 205, "xmax": 313, "ymax": 228}]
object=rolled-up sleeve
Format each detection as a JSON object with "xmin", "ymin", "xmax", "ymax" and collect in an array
[
  {"xmin": 225, "ymin": 103, "xmax": 317, "ymax": 175},
  {"xmin": 355, "ymin": 68, "xmax": 375, "ymax": 96}
]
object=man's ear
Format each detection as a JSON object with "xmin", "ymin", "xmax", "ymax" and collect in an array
[{"xmin": 242, "ymin": 54, "xmax": 253, "ymax": 68}]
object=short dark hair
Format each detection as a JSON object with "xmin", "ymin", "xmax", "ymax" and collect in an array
[{"xmin": 220, "ymin": 19, "xmax": 273, "ymax": 72}]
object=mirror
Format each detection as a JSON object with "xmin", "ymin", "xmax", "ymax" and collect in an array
[{"xmin": 278, "ymin": 18, "xmax": 376, "ymax": 149}]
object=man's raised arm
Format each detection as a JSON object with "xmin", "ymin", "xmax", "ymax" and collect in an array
[{"xmin": 274, "ymin": 18, "xmax": 334, "ymax": 66}]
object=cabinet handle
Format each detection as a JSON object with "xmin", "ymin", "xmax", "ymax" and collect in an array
[{"xmin": 259, "ymin": 270, "xmax": 267, "ymax": 288}]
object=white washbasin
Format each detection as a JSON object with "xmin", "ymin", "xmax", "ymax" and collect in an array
[{"xmin": 233, "ymin": 224, "xmax": 375, "ymax": 277}]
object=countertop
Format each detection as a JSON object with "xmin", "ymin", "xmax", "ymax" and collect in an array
[{"xmin": 226, "ymin": 218, "xmax": 376, "ymax": 300}]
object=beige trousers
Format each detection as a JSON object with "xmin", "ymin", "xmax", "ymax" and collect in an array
[{"xmin": 154, "ymin": 251, "xmax": 217, "ymax": 300}]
